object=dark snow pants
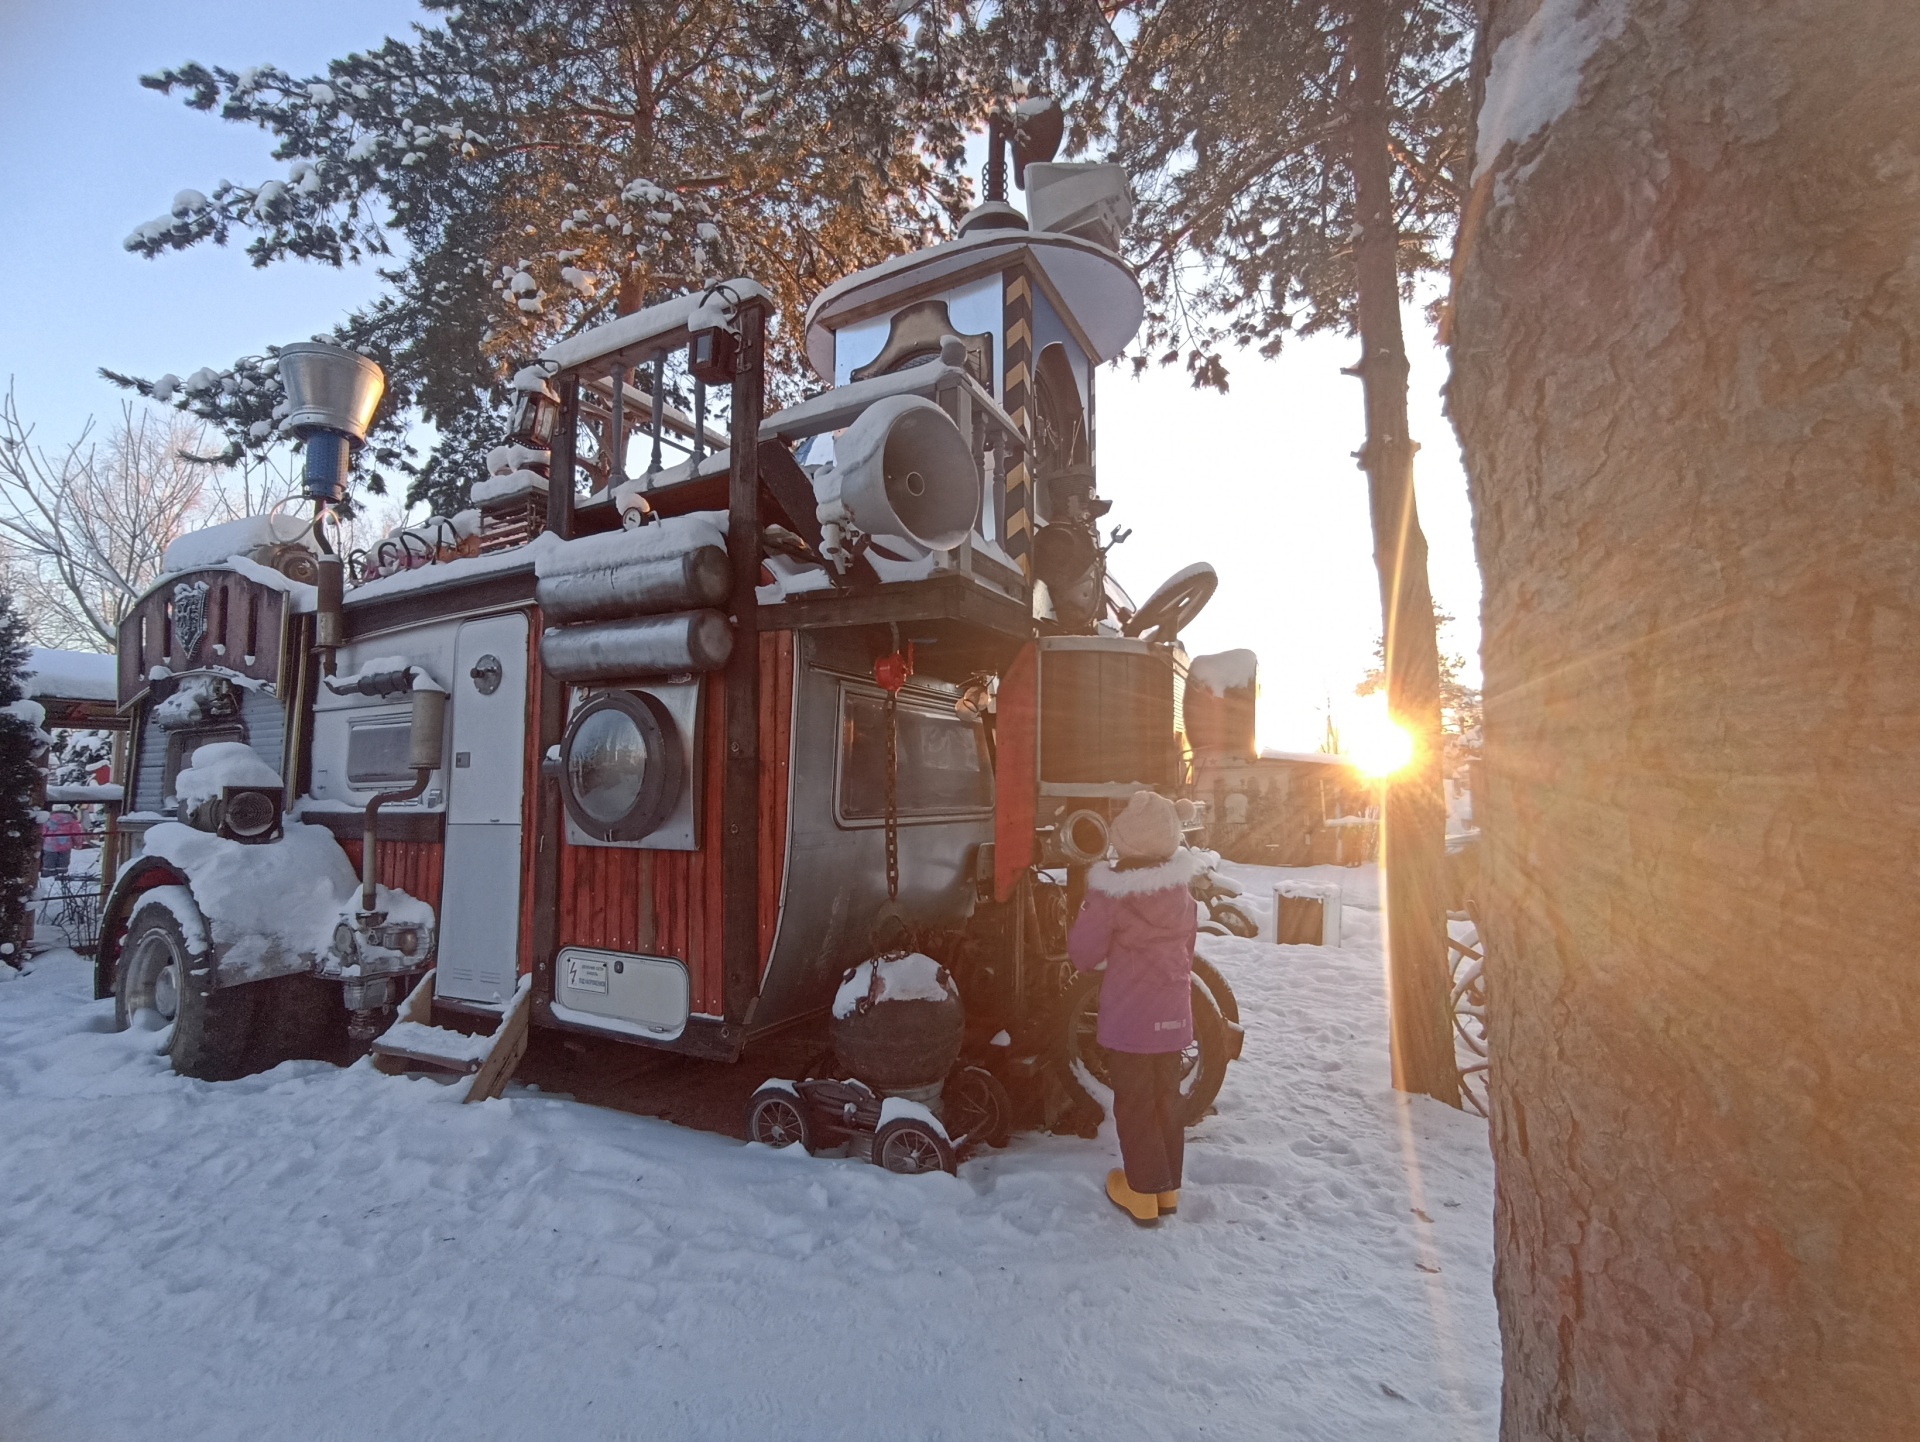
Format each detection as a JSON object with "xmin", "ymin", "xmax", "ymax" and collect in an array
[{"xmin": 1108, "ymin": 1050, "xmax": 1185, "ymax": 1195}]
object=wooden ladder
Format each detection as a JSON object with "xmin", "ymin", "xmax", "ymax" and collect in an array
[{"xmin": 371, "ymin": 970, "xmax": 532, "ymax": 1103}]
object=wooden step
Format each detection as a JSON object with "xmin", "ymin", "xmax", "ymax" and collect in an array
[{"xmin": 371, "ymin": 970, "xmax": 533, "ymax": 1103}]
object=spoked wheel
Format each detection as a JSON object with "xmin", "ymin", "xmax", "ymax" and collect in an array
[
  {"xmin": 114, "ymin": 889, "xmax": 257, "ymax": 1081},
  {"xmin": 1447, "ymin": 908, "xmax": 1490, "ymax": 1118},
  {"xmin": 1060, "ymin": 972, "xmax": 1229, "ymax": 1127},
  {"xmin": 873, "ymin": 1117, "xmax": 957, "ymax": 1176},
  {"xmin": 1211, "ymin": 904, "xmax": 1260, "ymax": 940},
  {"xmin": 745, "ymin": 1086, "xmax": 814, "ymax": 1152},
  {"xmin": 941, "ymin": 1064, "xmax": 1013, "ymax": 1148}
]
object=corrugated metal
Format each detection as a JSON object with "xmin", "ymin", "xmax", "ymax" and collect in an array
[{"xmin": 129, "ymin": 683, "xmax": 288, "ymax": 814}]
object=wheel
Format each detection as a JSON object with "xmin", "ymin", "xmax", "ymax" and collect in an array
[
  {"xmin": 942, "ymin": 1064, "xmax": 1013, "ymax": 1148},
  {"xmin": 745, "ymin": 1085, "xmax": 815, "ymax": 1152},
  {"xmin": 1060, "ymin": 972, "xmax": 1231, "ymax": 1127},
  {"xmin": 114, "ymin": 889, "xmax": 258, "ymax": 1081},
  {"xmin": 873, "ymin": 1116, "xmax": 957, "ymax": 1176},
  {"xmin": 1190, "ymin": 954, "xmax": 1241, "ymax": 1026},
  {"xmin": 1212, "ymin": 902, "xmax": 1260, "ymax": 940}
]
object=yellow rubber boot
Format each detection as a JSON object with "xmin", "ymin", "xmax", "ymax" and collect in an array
[
  {"xmin": 1106, "ymin": 1169, "xmax": 1161, "ymax": 1226},
  {"xmin": 1158, "ymin": 1190, "xmax": 1180, "ymax": 1215}
]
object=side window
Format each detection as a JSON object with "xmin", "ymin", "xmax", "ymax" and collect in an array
[
  {"xmin": 838, "ymin": 689, "xmax": 993, "ymax": 821},
  {"xmin": 346, "ymin": 717, "xmax": 416, "ymax": 787},
  {"xmin": 163, "ymin": 725, "xmax": 247, "ymax": 800}
]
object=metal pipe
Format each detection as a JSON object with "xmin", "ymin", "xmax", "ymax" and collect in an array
[
  {"xmin": 538, "ymin": 609, "xmax": 733, "ymax": 684},
  {"xmin": 607, "ymin": 363, "xmax": 627, "ymax": 486},
  {"xmin": 649, "ymin": 353, "xmax": 666, "ymax": 475},
  {"xmin": 533, "ymin": 544, "xmax": 730, "ymax": 625},
  {"xmin": 361, "ymin": 768, "xmax": 429, "ymax": 915}
]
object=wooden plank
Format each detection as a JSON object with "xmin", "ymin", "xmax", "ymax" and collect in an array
[
  {"xmin": 721, "ymin": 299, "xmax": 766, "ymax": 1037},
  {"xmin": 373, "ymin": 969, "xmax": 436, "ymax": 1076},
  {"xmin": 464, "ymin": 977, "xmax": 532, "ymax": 1103}
]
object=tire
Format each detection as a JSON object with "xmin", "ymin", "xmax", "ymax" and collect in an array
[
  {"xmin": 1212, "ymin": 902, "xmax": 1260, "ymax": 939},
  {"xmin": 1060, "ymin": 972, "xmax": 1231, "ymax": 1127},
  {"xmin": 745, "ymin": 1086, "xmax": 813, "ymax": 1152},
  {"xmin": 115, "ymin": 890, "xmax": 257, "ymax": 1082},
  {"xmin": 873, "ymin": 1117, "xmax": 957, "ymax": 1176},
  {"xmin": 1190, "ymin": 954, "xmax": 1241, "ymax": 1026},
  {"xmin": 942, "ymin": 1064, "xmax": 1013, "ymax": 1148}
]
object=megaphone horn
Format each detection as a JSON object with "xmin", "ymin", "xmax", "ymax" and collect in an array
[{"xmin": 830, "ymin": 395, "xmax": 979, "ymax": 553}]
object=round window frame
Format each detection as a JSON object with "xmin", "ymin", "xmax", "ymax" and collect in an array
[{"xmin": 559, "ymin": 690, "xmax": 685, "ymax": 843}]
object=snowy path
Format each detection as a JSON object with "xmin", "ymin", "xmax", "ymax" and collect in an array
[{"xmin": 0, "ymin": 872, "xmax": 1497, "ymax": 1442}]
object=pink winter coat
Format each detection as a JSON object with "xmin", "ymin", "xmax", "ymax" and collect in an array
[{"xmin": 1068, "ymin": 850, "xmax": 1201, "ymax": 1054}]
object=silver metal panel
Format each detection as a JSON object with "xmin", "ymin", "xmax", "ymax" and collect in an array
[
  {"xmin": 561, "ymin": 679, "xmax": 703, "ymax": 851},
  {"xmin": 309, "ymin": 618, "xmax": 465, "ymax": 814},
  {"xmin": 551, "ymin": 948, "xmax": 690, "ymax": 1040},
  {"xmin": 435, "ymin": 823, "xmax": 523, "ymax": 1004},
  {"xmin": 437, "ymin": 613, "xmax": 529, "ymax": 1004},
  {"xmin": 749, "ymin": 631, "xmax": 989, "ymax": 1034}
]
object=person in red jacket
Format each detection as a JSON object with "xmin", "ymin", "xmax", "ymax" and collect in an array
[{"xmin": 1068, "ymin": 790, "xmax": 1201, "ymax": 1225}]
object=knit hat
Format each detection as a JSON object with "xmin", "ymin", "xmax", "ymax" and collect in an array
[{"xmin": 1108, "ymin": 790, "xmax": 1182, "ymax": 863}]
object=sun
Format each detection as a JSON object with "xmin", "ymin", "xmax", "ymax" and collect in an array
[{"xmin": 1346, "ymin": 693, "xmax": 1416, "ymax": 779}]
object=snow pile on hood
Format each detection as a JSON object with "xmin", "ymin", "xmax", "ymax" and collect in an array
[
  {"xmin": 173, "ymin": 742, "xmax": 281, "ymax": 810},
  {"xmin": 141, "ymin": 820, "xmax": 433, "ymax": 977},
  {"xmin": 832, "ymin": 952, "xmax": 955, "ymax": 1019}
]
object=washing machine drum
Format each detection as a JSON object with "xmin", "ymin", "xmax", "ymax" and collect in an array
[{"xmin": 560, "ymin": 690, "xmax": 685, "ymax": 842}]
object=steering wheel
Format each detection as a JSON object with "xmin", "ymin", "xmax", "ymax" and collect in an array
[{"xmin": 1123, "ymin": 562, "xmax": 1218, "ymax": 641}]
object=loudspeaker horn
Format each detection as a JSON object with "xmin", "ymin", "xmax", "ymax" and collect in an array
[{"xmin": 829, "ymin": 395, "xmax": 979, "ymax": 553}]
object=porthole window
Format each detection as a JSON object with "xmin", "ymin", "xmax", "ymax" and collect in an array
[{"xmin": 560, "ymin": 691, "xmax": 685, "ymax": 842}]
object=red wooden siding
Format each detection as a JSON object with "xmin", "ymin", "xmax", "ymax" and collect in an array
[
  {"xmin": 336, "ymin": 838, "xmax": 446, "ymax": 912},
  {"xmin": 545, "ymin": 631, "xmax": 794, "ymax": 1017}
]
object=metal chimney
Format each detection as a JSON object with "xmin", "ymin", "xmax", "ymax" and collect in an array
[{"xmin": 278, "ymin": 342, "xmax": 386, "ymax": 502}]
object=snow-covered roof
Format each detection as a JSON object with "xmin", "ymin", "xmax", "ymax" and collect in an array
[
  {"xmin": 803, "ymin": 228, "xmax": 1142, "ymax": 379},
  {"xmin": 25, "ymin": 649, "xmax": 116, "ymax": 703},
  {"xmin": 1188, "ymin": 649, "xmax": 1258, "ymax": 697}
]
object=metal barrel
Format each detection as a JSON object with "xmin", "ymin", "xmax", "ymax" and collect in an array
[
  {"xmin": 534, "ymin": 544, "xmax": 730, "ymax": 625},
  {"xmin": 539, "ymin": 609, "xmax": 734, "ymax": 684}
]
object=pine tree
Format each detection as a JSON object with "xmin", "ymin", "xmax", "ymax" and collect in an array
[
  {"xmin": 0, "ymin": 589, "xmax": 41, "ymax": 965},
  {"xmin": 113, "ymin": 0, "xmax": 985, "ymax": 516},
  {"xmin": 988, "ymin": 0, "xmax": 1473, "ymax": 1101}
]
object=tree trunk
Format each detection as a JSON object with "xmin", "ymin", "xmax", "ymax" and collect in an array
[
  {"xmin": 1450, "ymin": 1, "xmax": 1920, "ymax": 1437},
  {"xmin": 1349, "ymin": 0, "xmax": 1460, "ymax": 1106}
]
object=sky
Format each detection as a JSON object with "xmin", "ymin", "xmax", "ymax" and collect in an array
[{"xmin": 0, "ymin": 0, "xmax": 1481, "ymax": 752}]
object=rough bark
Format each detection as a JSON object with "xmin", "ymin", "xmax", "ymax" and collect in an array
[
  {"xmin": 1350, "ymin": 0, "xmax": 1460, "ymax": 1105},
  {"xmin": 1450, "ymin": 1, "xmax": 1920, "ymax": 1437}
]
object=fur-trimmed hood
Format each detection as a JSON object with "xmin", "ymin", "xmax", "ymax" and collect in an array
[{"xmin": 1085, "ymin": 847, "xmax": 1203, "ymax": 899}]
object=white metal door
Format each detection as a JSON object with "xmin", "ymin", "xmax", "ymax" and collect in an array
[{"xmin": 436, "ymin": 613, "xmax": 528, "ymax": 1004}]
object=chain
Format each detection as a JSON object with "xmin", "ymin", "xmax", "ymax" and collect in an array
[{"xmin": 884, "ymin": 687, "xmax": 900, "ymax": 901}]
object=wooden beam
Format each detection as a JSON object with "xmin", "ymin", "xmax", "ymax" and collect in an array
[{"xmin": 721, "ymin": 300, "xmax": 767, "ymax": 1032}]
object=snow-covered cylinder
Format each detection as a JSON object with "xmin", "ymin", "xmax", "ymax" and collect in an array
[
  {"xmin": 539, "ymin": 610, "xmax": 733, "ymax": 684},
  {"xmin": 830, "ymin": 953, "xmax": 965, "ymax": 1095},
  {"xmin": 534, "ymin": 545, "xmax": 730, "ymax": 626}
]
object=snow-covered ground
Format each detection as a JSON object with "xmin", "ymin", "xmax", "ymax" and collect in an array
[{"xmin": 0, "ymin": 865, "xmax": 1497, "ymax": 1442}]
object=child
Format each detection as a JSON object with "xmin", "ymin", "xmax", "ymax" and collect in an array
[{"xmin": 1068, "ymin": 789, "xmax": 1200, "ymax": 1225}]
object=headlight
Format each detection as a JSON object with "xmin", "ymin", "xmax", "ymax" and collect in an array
[{"xmin": 218, "ymin": 785, "xmax": 284, "ymax": 844}]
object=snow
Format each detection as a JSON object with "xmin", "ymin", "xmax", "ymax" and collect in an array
[
  {"xmin": 0, "ymin": 864, "xmax": 1497, "ymax": 1441},
  {"xmin": 377, "ymin": 1019, "xmax": 495, "ymax": 1066},
  {"xmin": 472, "ymin": 468, "xmax": 550, "ymax": 506},
  {"xmin": 1257, "ymin": 748, "xmax": 1355, "ymax": 768},
  {"xmin": 24, "ymin": 648, "xmax": 116, "ymax": 702},
  {"xmin": 531, "ymin": 510, "xmax": 726, "ymax": 581},
  {"xmin": 832, "ymin": 951, "xmax": 955, "ymax": 1019},
  {"xmin": 1474, "ymin": 0, "xmax": 1629, "ymax": 182},
  {"xmin": 345, "ymin": 533, "xmax": 557, "ymax": 604},
  {"xmin": 162, "ymin": 512, "xmax": 314, "ymax": 574},
  {"xmin": 46, "ymin": 783, "xmax": 122, "ymax": 804},
  {"xmin": 537, "ymin": 279, "xmax": 772, "ymax": 372},
  {"xmin": 140, "ymin": 819, "xmax": 432, "ymax": 980},
  {"xmin": 877, "ymin": 1093, "xmax": 950, "ymax": 1140},
  {"xmin": 1187, "ymin": 648, "xmax": 1257, "ymax": 697},
  {"xmin": 172, "ymin": 741, "xmax": 282, "ymax": 810}
]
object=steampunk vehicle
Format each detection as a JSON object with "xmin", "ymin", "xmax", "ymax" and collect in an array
[{"xmin": 94, "ymin": 113, "xmax": 1243, "ymax": 1155}]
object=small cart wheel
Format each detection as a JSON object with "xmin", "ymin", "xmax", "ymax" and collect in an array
[
  {"xmin": 745, "ymin": 1086, "xmax": 814, "ymax": 1153},
  {"xmin": 942, "ymin": 1064, "xmax": 1013, "ymax": 1148},
  {"xmin": 873, "ymin": 1117, "xmax": 956, "ymax": 1176},
  {"xmin": 1190, "ymin": 954, "xmax": 1241, "ymax": 1026}
]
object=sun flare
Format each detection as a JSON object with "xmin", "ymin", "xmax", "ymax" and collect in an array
[{"xmin": 1347, "ymin": 694, "xmax": 1416, "ymax": 779}]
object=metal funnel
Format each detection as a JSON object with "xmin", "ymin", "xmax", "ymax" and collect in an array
[{"xmin": 278, "ymin": 342, "xmax": 386, "ymax": 441}]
